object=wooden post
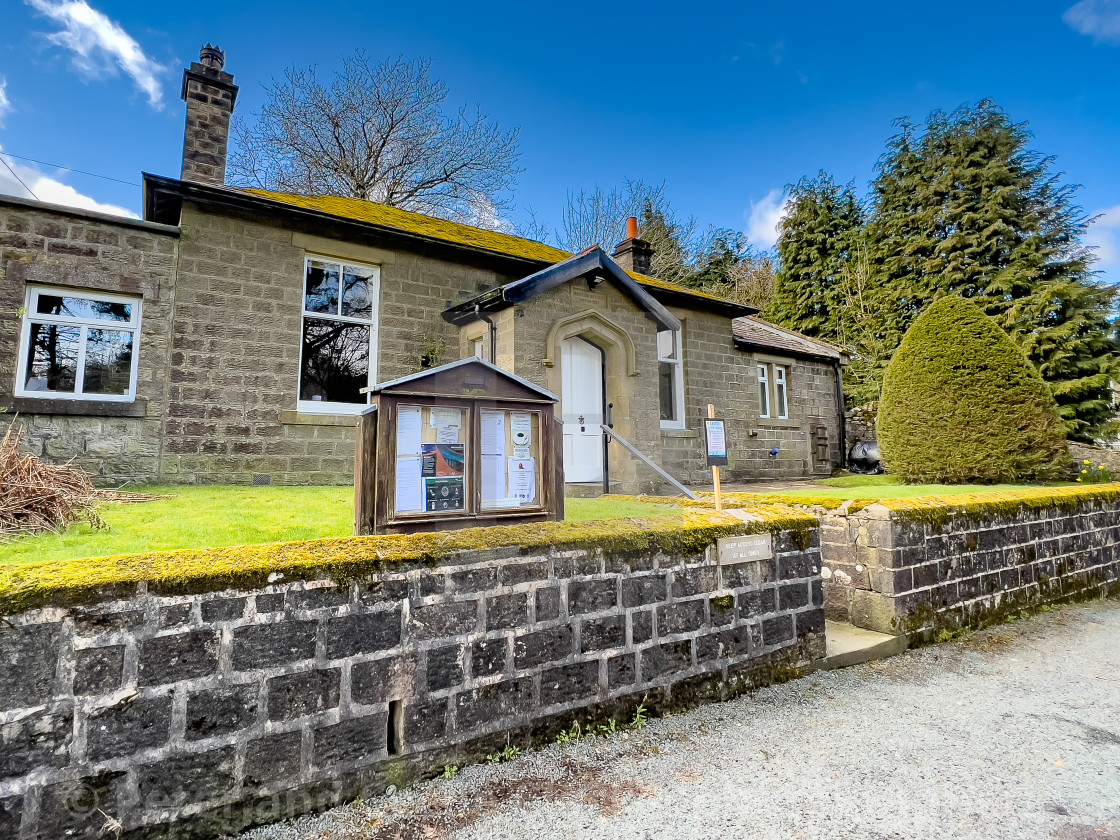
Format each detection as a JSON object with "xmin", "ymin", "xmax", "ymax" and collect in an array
[
  {"xmin": 708, "ymin": 403, "xmax": 722, "ymax": 512},
  {"xmin": 353, "ymin": 406, "xmax": 378, "ymax": 535}
]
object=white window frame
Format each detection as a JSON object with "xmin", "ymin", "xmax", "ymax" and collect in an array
[
  {"xmin": 758, "ymin": 362, "xmax": 790, "ymax": 421},
  {"xmin": 774, "ymin": 366, "xmax": 789, "ymax": 420},
  {"xmin": 297, "ymin": 255, "xmax": 381, "ymax": 415},
  {"xmin": 757, "ymin": 364, "xmax": 770, "ymax": 419},
  {"xmin": 657, "ymin": 328, "xmax": 686, "ymax": 430},
  {"xmin": 15, "ymin": 284, "xmax": 142, "ymax": 402}
]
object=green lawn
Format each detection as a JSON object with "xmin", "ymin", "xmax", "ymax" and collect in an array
[
  {"xmin": 0, "ymin": 487, "xmax": 678, "ymax": 566},
  {"xmin": 774, "ymin": 474, "xmax": 1073, "ymax": 500}
]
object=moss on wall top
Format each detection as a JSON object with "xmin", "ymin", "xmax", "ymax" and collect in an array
[
  {"xmin": 867, "ymin": 483, "xmax": 1120, "ymax": 525},
  {"xmin": 602, "ymin": 493, "xmax": 851, "ymax": 511},
  {"xmin": 0, "ymin": 507, "xmax": 814, "ymax": 617}
]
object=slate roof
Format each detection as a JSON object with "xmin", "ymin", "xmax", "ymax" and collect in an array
[{"xmin": 732, "ymin": 316, "xmax": 848, "ymax": 363}]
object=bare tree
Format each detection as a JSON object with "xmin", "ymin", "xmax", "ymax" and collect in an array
[
  {"xmin": 557, "ymin": 181, "xmax": 684, "ymax": 253},
  {"xmin": 229, "ymin": 52, "xmax": 521, "ymax": 226}
]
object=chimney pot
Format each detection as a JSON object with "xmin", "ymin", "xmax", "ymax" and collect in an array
[
  {"xmin": 612, "ymin": 218, "xmax": 653, "ymax": 275},
  {"xmin": 199, "ymin": 44, "xmax": 225, "ymax": 70}
]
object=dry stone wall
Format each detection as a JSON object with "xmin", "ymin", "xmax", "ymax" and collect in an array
[
  {"xmin": 0, "ymin": 528, "xmax": 824, "ymax": 840},
  {"xmin": 820, "ymin": 494, "xmax": 1120, "ymax": 637}
]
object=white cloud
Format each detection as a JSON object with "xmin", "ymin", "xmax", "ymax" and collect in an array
[
  {"xmin": 26, "ymin": 0, "xmax": 166, "ymax": 108},
  {"xmin": 0, "ymin": 79, "xmax": 10, "ymax": 126},
  {"xmin": 1063, "ymin": 0, "xmax": 1120, "ymax": 44},
  {"xmin": 0, "ymin": 145, "xmax": 138, "ymax": 218},
  {"xmin": 1086, "ymin": 205, "xmax": 1120, "ymax": 272},
  {"xmin": 745, "ymin": 188, "xmax": 790, "ymax": 251}
]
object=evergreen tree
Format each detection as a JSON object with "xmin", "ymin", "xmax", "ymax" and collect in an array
[
  {"xmin": 770, "ymin": 173, "xmax": 865, "ymax": 340},
  {"xmin": 867, "ymin": 101, "xmax": 1118, "ymax": 441},
  {"xmin": 681, "ymin": 228, "xmax": 777, "ymax": 311}
]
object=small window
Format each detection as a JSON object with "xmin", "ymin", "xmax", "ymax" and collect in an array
[
  {"xmin": 774, "ymin": 366, "xmax": 788, "ymax": 419},
  {"xmin": 298, "ymin": 256, "xmax": 380, "ymax": 414},
  {"xmin": 16, "ymin": 285, "xmax": 141, "ymax": 402},
  {"xmin": 658, "ymin": 328, "xmax": 686, "ymax": 429},
  {"xmin": 757, "ymin": 364, "xmax": 770, "ymax": 419},
  {"xmin": 758, "ymin": 362, "xmax": 790, "ymax": 420},
  {"xmin": 471, "ymin": 336, "xmax": 485, "ymax": 361}
]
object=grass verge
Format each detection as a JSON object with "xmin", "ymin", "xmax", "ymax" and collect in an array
[{"xmin": 0, "ymin": 487, "xmax": 676, "ymax": 566}]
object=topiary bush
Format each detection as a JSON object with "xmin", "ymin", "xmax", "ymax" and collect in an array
[{"xmin": 877, "ymin": 296, "xmax": 1068, "ymax": 483}]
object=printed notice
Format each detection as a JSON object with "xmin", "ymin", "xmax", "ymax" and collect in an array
[
  {"xmin": 704, "ymin": 418, "xmax": 729, "ymax": 467},
  {"xmin": 436, "ymin": 425, "xmax": 460, "ymax": 444},
  {"xmin": 510, "ymin": 411, "xmax": 533, "ymax": 446},
  {"xmin": 508, "ymin": 457, "xmax": 536, "ymax": 504},
  {"xmin": 395, "ymin": 456, "xmax": 424, "ymax": 513},
  {"xmin": 481, "ymin": 453, "xmax": 507, "ymax": 507},
  {"xmin": 430, "ymin": 407, "xmax": 462, "ymax": 429},
  {"xmin": 396, "ymin": 406, "xmax": 423, "ymax": 456},
  {"xmin": 512, "ymin": 445, "xmax": 531, "ymax": 460},
  {"xmin": 481, "ymin": 410, "xmax": 506, "ymax": 455}
]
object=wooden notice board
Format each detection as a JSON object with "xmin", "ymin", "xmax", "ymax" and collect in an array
[{"xmin": 354, "ymin": 358, "xmax": 563, "ymax": 535}]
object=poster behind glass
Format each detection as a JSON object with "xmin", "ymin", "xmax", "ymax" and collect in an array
[{"xmin": 395, "ymin": 405, "xmax": 466, "ymax": 515}]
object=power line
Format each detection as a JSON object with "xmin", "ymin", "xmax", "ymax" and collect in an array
[
  {"xmin": 0, "ymin": 154, "xmax": 39, "ymax": 201},
  {"xmin": 0, "ymin": 151, "xmax": 140, "ymax": 187}
]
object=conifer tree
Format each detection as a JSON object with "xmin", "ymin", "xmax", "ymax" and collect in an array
[
  {"xmin": 771, "ymin": 173, "xmax": 865, "ymax": 340},
  {"xmin": 866, "ymin": 101, "xmax": 1118, "ymax": 441}
]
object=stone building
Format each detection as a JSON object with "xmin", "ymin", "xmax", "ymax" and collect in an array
[{"xmin": 0, "ymin": 47, "xmax": 847, "ymax": 493}]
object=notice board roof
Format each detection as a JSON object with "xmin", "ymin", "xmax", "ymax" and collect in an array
[{"xmin": 364, "ymin": 357, "xmax": 559, "ymax": 403}]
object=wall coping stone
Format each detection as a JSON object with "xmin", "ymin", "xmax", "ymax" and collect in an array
[{"xmin": 0, "ymin": 507, "xmax": 816, "ymax": 616}]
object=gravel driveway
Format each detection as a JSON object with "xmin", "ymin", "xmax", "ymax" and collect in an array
[{"xmin": 237, "ymin": 598, "xmax": 1120, "ymax": 840}]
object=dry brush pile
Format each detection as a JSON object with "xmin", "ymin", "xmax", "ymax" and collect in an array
[{"xmin": 0, "ymin": 424, "xmax": 166, "ymax": 543}]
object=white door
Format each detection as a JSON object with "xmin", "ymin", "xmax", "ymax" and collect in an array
[{"xmin": 561, "ymin": 336, "xmax": 605, "ymax": 483}]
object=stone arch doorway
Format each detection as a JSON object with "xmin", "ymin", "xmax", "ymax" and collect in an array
[{"xmin": 543, "ymin": 310, "xmax": 639, "ymax": 489}]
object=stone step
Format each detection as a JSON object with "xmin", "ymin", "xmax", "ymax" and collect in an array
[{"xmin": 821, "ymin": 620, "xmax": 907, "ymax": 670}]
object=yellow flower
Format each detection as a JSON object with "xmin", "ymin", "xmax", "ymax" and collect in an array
[
  {"xmin": 1100, "ymin": 465, "xmax": 1107, "ymax": 470},
  {"xmin": 1081, "ymin": 469, "xmax": 1089, "ymax": 474},
  {"xmin": 1077, "ymin": 478, "xmax": 1083, "ymax": 482},
  {"xmin": 1084, "ymin": 459, "xmax": 1092, "ymax": 465}
]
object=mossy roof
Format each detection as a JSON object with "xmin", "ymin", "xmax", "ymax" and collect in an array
[
  {"xmin": 0, "ymin": 507, "xmax": 814, "ymax": 616},
  {"xmin": 244, "ymin": 188, "xmax": 740, "ymax": 310}
]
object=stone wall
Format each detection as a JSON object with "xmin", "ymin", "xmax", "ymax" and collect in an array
[
  {"xmin": 0, "ymin": 518, "xmax": 824, "ymax": 840},
  {"xmin": 0, "ymin": 196, "xmax": 179, "ymax": 485},
  {"xmin": 819, "ymin": 490, "xmax": 1120, "ymax": 638}
]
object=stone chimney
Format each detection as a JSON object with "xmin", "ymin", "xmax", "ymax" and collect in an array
[
  {"xmin": 180, "ymin": 44, "xmax": 238, "ymax": 186},
  {"xmin": 612, "ymin": 216, "xmax": 653, "ymax": 275}
]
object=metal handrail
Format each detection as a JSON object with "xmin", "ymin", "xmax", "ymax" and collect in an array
[{"xmin": 599, "ymin": 425, "xmax": 699, "ymax": 500}]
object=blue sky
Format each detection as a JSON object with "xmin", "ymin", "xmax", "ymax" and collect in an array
[{"xmin": 1, "ymin": 0, "xmax": 1118, "ymax": 284}]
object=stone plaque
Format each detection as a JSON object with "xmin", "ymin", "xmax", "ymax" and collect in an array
[{"xmin": 718, "ymin": 534, "xmax": 773, "ymax": 565}]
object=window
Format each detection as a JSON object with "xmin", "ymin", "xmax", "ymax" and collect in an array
[
  {"xmin": 774, "ymin": 366, "xmax": 788, "ymax": 419},
  {"xmin": 757, "ymin": 362, "xmax": 789, "ymax": 420},
  {"xmin": 16, "ymin": 285, "xmax": 141, "ymax": 402},
  {"xmin": 299, "ymin": 256, "xmax": 380, "ymax": 413},
  {"xmin": 657, "ymin": 328, "xmax": 685, "ymax": 429},
  {"xmin": 757, "ymin": 364, "xmax": 769, "ymax": 419},
  {"xmin": 471, "ymin": 336, "xmax": 485, "ymax": 360}
]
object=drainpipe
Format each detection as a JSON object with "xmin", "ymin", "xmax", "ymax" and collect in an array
[
  {"xmin": 834, "ymin": 360, "xmax": 847, "ymax": 469},
  {"xmin": 474, "ymin": 304, "xmax": 496, "ymax": 363}
]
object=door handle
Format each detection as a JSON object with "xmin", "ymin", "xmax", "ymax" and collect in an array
[{"xmin": 579, "ymin": 414, "xmax": 585, "ymax": 432}]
